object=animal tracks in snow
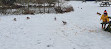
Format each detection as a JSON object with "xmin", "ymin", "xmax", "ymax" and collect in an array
[{"xmin": 56, "ymin": 24, "xmax": 98, "ymax": 38}]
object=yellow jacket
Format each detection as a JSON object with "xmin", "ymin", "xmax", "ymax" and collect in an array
[{"xmin": 100, "ymin": 14, "xmax": 109, "ymax": 22}]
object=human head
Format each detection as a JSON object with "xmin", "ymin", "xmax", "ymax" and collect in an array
[{"xmin": 104, "ymin": 13, "xmax": 107, "ymax": 16}]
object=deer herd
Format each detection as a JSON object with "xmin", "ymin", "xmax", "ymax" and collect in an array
[
  {"xmin": 13, "ymin": 16, "xmax": 67, "ymax": 25},
  {"xmin": 54, "ymin": 17, "xmax": 67, "ymax": 25},
  {"xmin": 13, "ymin": 17, "xmax": 30, "ymax": 21}
]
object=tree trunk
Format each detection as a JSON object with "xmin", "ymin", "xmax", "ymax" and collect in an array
[
  {"xmin": 44, "ymin": 3, "xmax": 45, "ymax": 13},
  {"xmin": 28, "ymin": 0, "xmax": 30, "ymax": 11}
]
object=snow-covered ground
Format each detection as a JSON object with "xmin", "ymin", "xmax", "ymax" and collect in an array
[{"xmin": 0, "ymin": 1, "xmax": 111, "ymax": 49}]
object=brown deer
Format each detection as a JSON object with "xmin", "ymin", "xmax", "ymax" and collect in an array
[
  {"xmin": 14, "ymin": 18, "xmax": 16, "ymax": 21},
  {"xmin": 27, "ymin": 17, "xmax": 30, "ymax": 20},
  {"xmin": 62, "ymin": 21, "xmax": 67, "ymax": 25},
  {"xmin": 54, "ymin": 17, "xmax": 56, "ymax": 21}
]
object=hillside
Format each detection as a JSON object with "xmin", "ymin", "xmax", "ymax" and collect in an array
[{"xmin": 0, "ymin": 1, "xmax": 111, "ymax": 49}]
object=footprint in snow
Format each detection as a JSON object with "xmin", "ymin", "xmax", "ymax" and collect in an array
[
  {"xmin": 73, "ymin": 48, "xmax": 76, "ymax": 49},
  {"xmin": 89, "ymin": 30, "xmax": 96, "ymax": 32}
]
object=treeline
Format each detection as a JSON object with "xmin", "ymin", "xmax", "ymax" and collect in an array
[{"xmin": 0, "ymin": 0, "xmax": 59, "ymax": 6}]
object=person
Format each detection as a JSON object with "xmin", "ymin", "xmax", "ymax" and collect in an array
[{"xmin": 100, "ymin": 13, "xmax": 109, "ymax": 29}]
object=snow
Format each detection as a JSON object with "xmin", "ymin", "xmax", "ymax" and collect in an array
[{"xmin": 0, "ymin": 1, "xmax": 111, "ymax": 49}]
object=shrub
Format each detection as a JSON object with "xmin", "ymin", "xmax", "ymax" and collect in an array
[{"xmin": 1, "ymin": 0, "xmax": 16, "ymax": 5}]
